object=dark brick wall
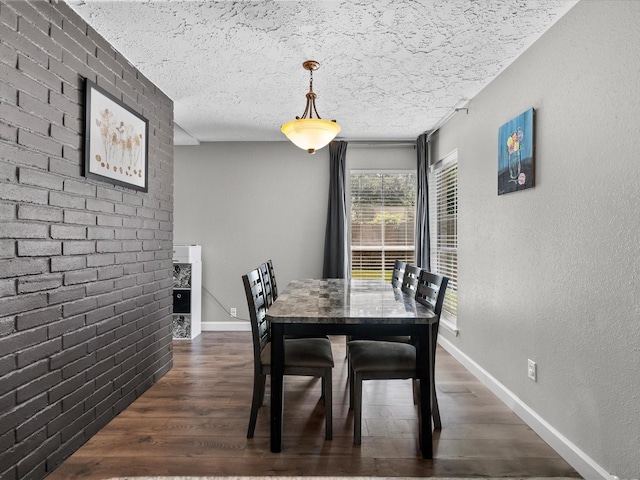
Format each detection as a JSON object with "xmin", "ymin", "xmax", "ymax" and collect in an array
[{"xmin": 0, "ymin": 1, "xmax": 174, "ymax": 478}]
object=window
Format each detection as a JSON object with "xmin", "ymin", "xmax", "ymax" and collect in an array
[
  {"xmin": 429, "ymin": 151, "xmax": 458, "ymax": 324},
  {"xmin": 350, "ymin": 171, "xmax": 416, "ymax": 281}
]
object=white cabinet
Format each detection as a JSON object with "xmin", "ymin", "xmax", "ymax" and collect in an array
[{"xmin": 172, "ymin": 245, "xmax": 202, "ymax": 340}]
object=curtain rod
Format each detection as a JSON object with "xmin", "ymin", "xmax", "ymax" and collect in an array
[
  {"xmin": 341, "ymin": 140, "xmax": 416, "ymax": 148},
  {"xmin": 426, "ymin": 100, "xmax": 470, "ymax": 141}
]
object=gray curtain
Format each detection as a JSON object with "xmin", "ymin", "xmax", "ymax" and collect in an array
[
  {"xmin": 415, "ymin": 133, "xmax": 430, "ymax": 271},
  {"xmin": 322, "ymin": 141, "xmax": 348, "ymax": 278}
]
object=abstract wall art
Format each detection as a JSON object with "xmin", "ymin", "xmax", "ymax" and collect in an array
[{"xmin": 498, "ymin": 108, "xmax": 535, "ymax": 195}]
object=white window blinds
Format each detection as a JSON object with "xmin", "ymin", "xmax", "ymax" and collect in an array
[
  {"xmin": 350, "ymin": 172, "xmax": 416, "ymax": 281},
  {"xmin": 429, "ymin": 157, "xmax": 458, "ymax": 318}
]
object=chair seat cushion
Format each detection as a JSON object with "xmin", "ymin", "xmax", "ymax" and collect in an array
[
  {"xmin": 348, "ymin": 335, "xmax": 411, "ymax": 343},
  {"xmin": 262, "ymin": 337, "xmax": 334, "ymax": 368},
  {"xmin": 349, "ymin": 340, "xmax": 416, "ymax": 373}
]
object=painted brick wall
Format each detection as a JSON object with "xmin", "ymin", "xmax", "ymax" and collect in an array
[{"xmin": 0, "ymin": 1, "xmax": 174, "ymax": 478}]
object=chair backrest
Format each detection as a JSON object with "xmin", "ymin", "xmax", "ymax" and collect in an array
[
  {"xmin": 416, "ymin": 270, "xmax": 449, "ymax": 317},
  {"xmin": 416, "ymin": 271, "xmax": 449, "ymax": 368},
  {"xmin": 242, "ymin": 269, "xmax": 270, "ymax": 367},
  {"xmin": 391, "ymin": 259, "xmax": 407, "ymax": 288},
  {"xmin": 267, "ymin": 259, "xmax": 278, "ymax": 301},
  {"xmin": 259, "ymin": 262, "xmax": 274, "ymax": 308},
  {"xmin": 401, "ymin": 264, "xmax": 421, "ymax": 297}
]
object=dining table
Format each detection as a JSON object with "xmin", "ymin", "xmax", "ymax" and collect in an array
[{"xmin": 265, "ymin": 278, "xmax": 439, "ymax": 459}]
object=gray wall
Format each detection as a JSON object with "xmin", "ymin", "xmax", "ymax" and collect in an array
[
  {"xmin": 431, "ymin": 1, "xmax": 639, "ymax": 478},
  {"xmin": 0, "ymin": 1, "xmax": 174, "ymax": 478},
  {"xmin": 174, "ymin": 142, "xmax": 330, "ymax": 325},
  {"xmin": 173, "ymin": 142, "xmax": 416, "ymax": 326}
]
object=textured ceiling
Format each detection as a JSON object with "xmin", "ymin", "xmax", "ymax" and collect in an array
[{"xmin": 67, "ymin": 0, "xmax": 578, "ymax": 145}]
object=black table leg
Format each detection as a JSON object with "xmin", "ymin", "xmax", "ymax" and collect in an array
[
  {"xmin": 417, "ymin": 325, "xmax": 433, "ymax": 459},
  {"xmin": 270, "ymin": 323, "xmax": 285, "ymax": 452}
]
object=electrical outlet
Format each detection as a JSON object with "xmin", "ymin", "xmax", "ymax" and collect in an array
[
  {"xmin": 527, "ymin": 359, "xmax": 537, "ymax": 382},
  {"xmin": 230, "ymin": 307, "xmax": 237, "ymax": 318}
]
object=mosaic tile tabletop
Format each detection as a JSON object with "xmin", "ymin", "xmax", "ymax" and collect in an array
[{"xmin": 267, "ymin": 279, "xmax": 437, "ymax": 324}]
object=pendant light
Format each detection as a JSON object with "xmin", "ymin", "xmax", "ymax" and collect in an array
[{"xmin": 281, "ymin": 60, "xmax": 341, "ymax": 154}]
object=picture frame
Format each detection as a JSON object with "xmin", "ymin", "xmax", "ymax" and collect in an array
[
  {"xmin": 498, "ymin": 108, "xmax": 535, "ymax": 195},
  {"xmin": 83, "ymin": 79, "xmax": 149, "ymax": 192}
]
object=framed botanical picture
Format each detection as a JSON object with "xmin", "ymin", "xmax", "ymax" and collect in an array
[
  {"xmin": 83, "ymin": 79, "xmax": 149, "ymax": 192},
  {"xmin": 498, "ymin": 108, "xmax": 535, "ymax": 195}
]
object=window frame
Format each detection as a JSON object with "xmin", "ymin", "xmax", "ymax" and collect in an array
[
  {"xmin": 347, "ymin": 168, "xmax": 417, "ymax": 281},
  {"xmin": 429, "ymin": 150, "xmax": 459, "ymax": 335}
]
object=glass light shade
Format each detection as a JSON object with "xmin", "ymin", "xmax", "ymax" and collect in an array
[{"xmin": 281, "ymin": 118, "xmax": 341, "ymax": 154}]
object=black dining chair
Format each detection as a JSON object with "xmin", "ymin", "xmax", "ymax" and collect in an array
[
  {"xmin": 349, "ymin": 260, "xmax": 416, "ymax": 345},
  {"xmin": 267, "ymin": 259, "xmax": 278, "ymax": 301},
  {"xmin": 391, "ymin": 259, "xmax": 407, "ymax": 288},
  {"xmin": 400, "ymin": 263, "xmax": 421, "ymax": 296},
  {"xmin": 346, "ymin": 259, "xmax": 413, "ymax": 358},
  {"xmin": 347, "ymin": 269, "xmax": 449, "ymax": 445},
  {"xmin": 263, "ymin": 259, "xmax": 323, "ymax": 341},
  {"xmin": 259, "ymin": 262, "xmax": 274, "ymax": 308},
  {"xmin": 414, "ymin": 269, "xmax": 449, "ymax": 429},
  {"xmin": 242, "ymin": 268, "xmax": 334, "ymax": 440}
]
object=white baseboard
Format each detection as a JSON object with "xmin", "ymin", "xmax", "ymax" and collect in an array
[
  {"xmin": 437, "ymin": 336, "xmax": 614, "ymax": 480},
  {"xmin": 201, "ymin": 321, "xmax": 251, "ymax": 332}
]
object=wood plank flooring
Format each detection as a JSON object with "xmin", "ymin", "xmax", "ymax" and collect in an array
[{"xmin": 46, "ymin": 332, "xmax": 581, "ymax": 479}]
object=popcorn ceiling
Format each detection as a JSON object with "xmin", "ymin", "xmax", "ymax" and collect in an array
[{"xmin": 68, "ymin": 0, "xmax": 578, "ymax": 143}]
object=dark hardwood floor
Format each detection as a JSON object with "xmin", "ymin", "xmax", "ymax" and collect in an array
[{"xmin": 47, "ymin": 332, "xmax": 581, "ymax": 479}]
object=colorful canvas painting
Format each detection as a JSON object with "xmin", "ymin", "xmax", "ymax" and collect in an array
[{"xmin": 498, "ymin": 108, "xmax": 534, "ymax": 195}]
